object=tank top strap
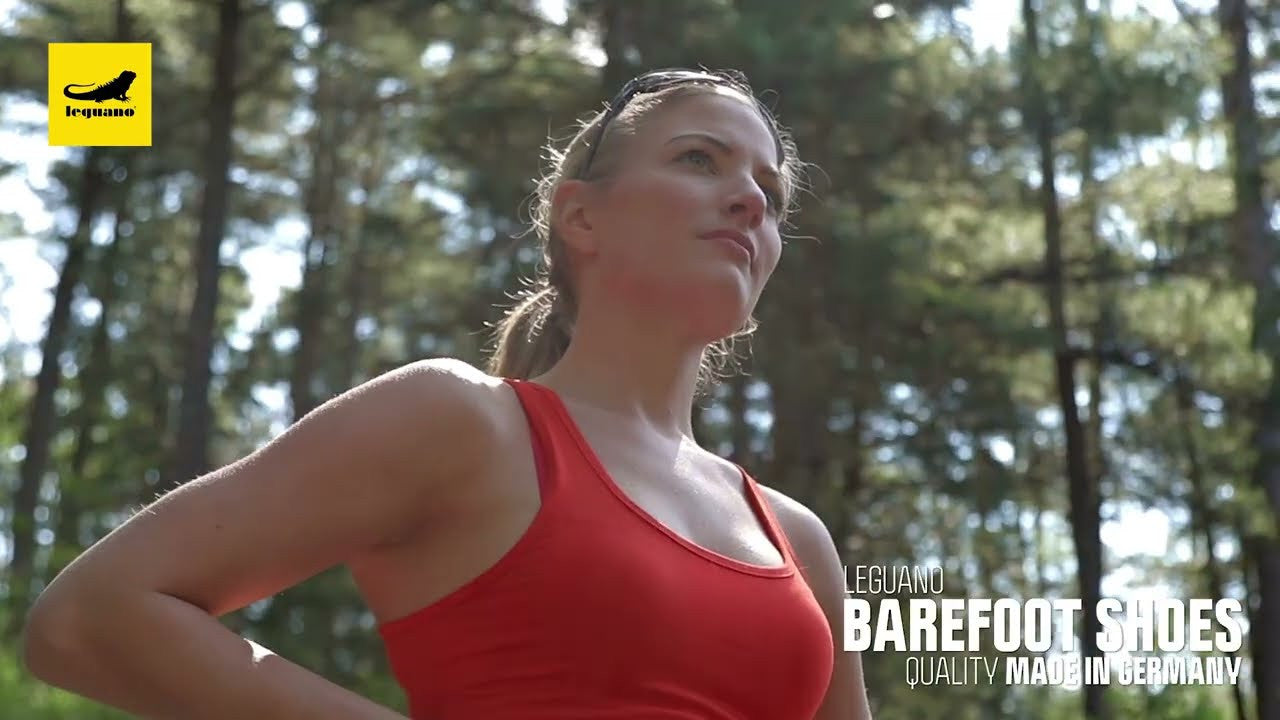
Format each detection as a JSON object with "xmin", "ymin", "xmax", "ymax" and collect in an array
[
  {"xmin": 501, "ymin": 377, "xmax": 574, "ymax": 502},
  {"xmin": 735, "ymin": 465, "xmax": 806, "ymax": 572}
]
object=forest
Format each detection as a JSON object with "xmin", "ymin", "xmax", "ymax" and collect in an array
[{"xmin": 1, "ymin": 0, "xmax": 1278, "ymax": 718}]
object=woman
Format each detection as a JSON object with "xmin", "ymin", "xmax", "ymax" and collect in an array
[{"xmin": 23, "ymin": 68, "xmax": 873, "ymax": 719}]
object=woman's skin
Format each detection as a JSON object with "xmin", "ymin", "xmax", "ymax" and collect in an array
[{"xmin": 22, "ymin": 85, "xmax": 873, "ymax": 720}]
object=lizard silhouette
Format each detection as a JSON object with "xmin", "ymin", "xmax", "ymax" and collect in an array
[{"xmin": 63, "ymin": 70, "xmax": 136, "ymax": 103}]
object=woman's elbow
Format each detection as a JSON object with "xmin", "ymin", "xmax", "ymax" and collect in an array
[{"xmin": 21, "ymin": 581, "xmax": 92, "ymax": 685}]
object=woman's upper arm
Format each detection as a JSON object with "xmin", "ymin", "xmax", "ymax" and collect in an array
[
  {"xmin": 29, "ymin": 357, "xmax": 500, "ymax": 623},
  {"xmin": 763, "ymin": 487, "xmax": 874, "ymax": 720}
]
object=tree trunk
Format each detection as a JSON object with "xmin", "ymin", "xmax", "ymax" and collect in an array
[
  {"xmin": 1076, "ymin": 24, "xmax": 1119, "ymax": 712},
  {"xmin": 164, "ymin": 0, "xmax": 242, "ymax": 491},
  {"xmin": 291, "ymin": 19, "xmax": 340, "ymax": 422},
  {"xmin": 336, "ymin": 227, "xmax": 370, "ymax": 389},
  {"xmin": 758, "ymin": 217, "xmax": 839, "ymax": 516},
  {"xmin": 1176, "ymin": 373, "xmax": 1251, "ymax": 720},
  {"xmin": 1243, "ymin": 533, "xmax": 1266, "ymax": 719},
  {"xmin": 10, "ymin": 0, "xmax": 135, "ymax": 637},
  {"xmin": 1034, "ymin": 451, "xmax": 1048, "ymax": 598},
  {"xmin": 4, "ymin": 149, "xmax": 102, "ymax": 639},
  {"xmin": 832, "ymin": 371, "xmax": 868, "ymax": 555},
  {"xmin": 1079, "ymin": 124, "xmax": 1110, "ymax": 509},
  {"xmin": 1020, "ymin": 0, "xmax": 1107, "ymax": 716},
  {"xmin": 1217, "ymin": 0, "xmax": 1280, "ymax": 715},
  {"xmin": 49, "ymin": 179, "xmax": 132, "ymax": 582},
  {"xmin": 338, "ymin": 115, "xmax": 391, "ymax": 387},
  {"xmin": 599, "ymin": 1, "xmax": 640, "ymax": 95}
]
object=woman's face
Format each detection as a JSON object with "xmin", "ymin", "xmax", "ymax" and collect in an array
[{"xmin": 562, "ymin": 89, "xmax": 787, "ymax": 343}]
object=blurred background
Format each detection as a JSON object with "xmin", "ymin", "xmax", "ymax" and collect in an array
[{"xmin": 0, "ymin": 0, "xmax": 1276, "ymax": 718}]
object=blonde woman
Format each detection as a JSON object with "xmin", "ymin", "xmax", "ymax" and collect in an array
[{"xmin": 24, "ymin": 67, "xmax": 872, "ymax": 720}]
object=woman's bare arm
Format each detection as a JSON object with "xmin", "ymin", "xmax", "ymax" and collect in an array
[
  {"xmin": 761, "ymin": 486, "xmax": 874, "ymax": 720},
  {"xmin": 28, "ymin": 589, "xmax": 410, "ymax": 720},
  {"xmin": 22, "ymin": 357, "xmax": 499, "ymax": 719}
]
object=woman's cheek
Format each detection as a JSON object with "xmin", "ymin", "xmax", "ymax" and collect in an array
[{"xmin": 655, "ymin": 168, "xmax": 710, "ymax": 203}]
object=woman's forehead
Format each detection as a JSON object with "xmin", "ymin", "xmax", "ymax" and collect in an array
[{"xmin": 637, "ymin": 91, "xmax": 780, "ymax": 163}]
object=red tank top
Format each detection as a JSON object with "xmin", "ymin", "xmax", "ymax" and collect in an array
[{"xmin": 377, "ymin": 378, "xmax": 834, "ymax": 718}]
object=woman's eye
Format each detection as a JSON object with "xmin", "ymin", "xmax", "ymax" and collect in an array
[
  {"xmin": 679, "ymin": 148, "xmax": 715, "ymax": 167},
  {"xmin": 764, "ymin": 189, "xmax": 782, "ymax": 211},
  {"xmin": 680, "ymin": 148, "xmax": 782, "ymax": 213}
]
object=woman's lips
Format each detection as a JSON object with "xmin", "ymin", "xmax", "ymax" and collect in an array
[{"xmin": 699, "ymin": 229, "xmax": 754, "ymax": 262}]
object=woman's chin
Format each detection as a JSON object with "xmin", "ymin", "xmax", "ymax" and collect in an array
[
  {"xmin": 616, "ymin": 280, "xmax": 753, "ymax": 340},
  {"xmin": 678, "ymin": 307, "xmax": 755, "ymax": 344}
]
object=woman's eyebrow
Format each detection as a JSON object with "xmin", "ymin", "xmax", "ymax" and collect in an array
[{"xmin": 666, "ymin": 132, "xmax": 781, "ymax": 181}]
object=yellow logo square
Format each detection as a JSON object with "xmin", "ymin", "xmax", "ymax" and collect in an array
[{"xmin": 48, "ymin": 43, "xmax": 152, "ymax": 147}]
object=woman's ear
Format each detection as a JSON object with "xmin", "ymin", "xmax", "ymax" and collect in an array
[{"xmin": 552, "ymin": 179, "xmax": 598, "ymax": 258}]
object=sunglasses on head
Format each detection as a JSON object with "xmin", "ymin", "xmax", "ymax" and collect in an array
[{"xmin": 578, "ymin": 68, "xmax": 771, "ymax": 178}]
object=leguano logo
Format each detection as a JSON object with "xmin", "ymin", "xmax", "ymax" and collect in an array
[
  {"xmin": 64, "ymin": 70, "xmax": 137, "ymax": 107},
  {"xmin": 48, "ymin": 43, "xmax": 151, "ymax": 146}
]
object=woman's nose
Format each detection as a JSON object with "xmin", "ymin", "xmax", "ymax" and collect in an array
[{"xmin": 726, "ymin": 181, "xmax": 765, "ymax": 229}]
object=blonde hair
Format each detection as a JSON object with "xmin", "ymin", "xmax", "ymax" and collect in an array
[{"xmin": 483, "ymin": 69, "xmax": 802, "ymax": 402}]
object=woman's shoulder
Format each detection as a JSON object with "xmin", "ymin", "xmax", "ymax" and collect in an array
[
  {"xmin": 350, "ymin": 357, "xmax": 514, "ymax": 488},
  {"xmin": 753, "ymin": 483, "xmax": 819, "ymax": 525},
  {"xmin": 392, "ymin": 355, "xmax": 502, "ymax": 390},
  {"xmin": 754, "ymin": 483, "xmax": 843, "ymax": 579},
  {"xmin": 755, "ymin": 483, "xmax": 823, "ymax": 532},
  {"xmin": 401, "ymin": 356, "xmax": 532, "ymax": 435},
  {"xmin": 385, "ymin": 356, "xmax": 511, "ymax": 424}
]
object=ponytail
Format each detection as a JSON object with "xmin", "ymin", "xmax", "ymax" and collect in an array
[
  {"xmin": 484, "ymin": 281, "xmax": 575, "ymax": 381},
  {"xmin": 483, "ymin": 274, "xmax": 753, "ymax": 404}
]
